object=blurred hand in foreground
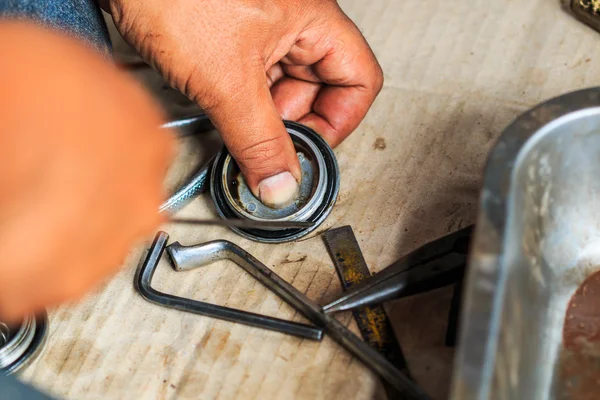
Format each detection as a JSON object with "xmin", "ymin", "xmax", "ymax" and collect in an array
[{"xmin": 0, "ymin": 22, "xmax": 174, "ymax": 321}]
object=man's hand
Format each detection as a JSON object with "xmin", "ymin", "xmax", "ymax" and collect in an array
[
  {"xmin": 101, "ymin": 0, "xmax": 383, "ymax": 207},
  {"xmin": 0, "ymin": 23, "xmax": 174, "ymax": 321}
]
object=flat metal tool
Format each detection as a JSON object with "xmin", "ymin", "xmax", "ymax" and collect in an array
[
  {"xmin": 323, "ymin": 226, "xmax": 413, "ymax": 399},
  {"xmin": 210, "ymin": 121, "xmax": 339, "ymax": 243},
  {"xmin": 166, "ymin": 237, "xmax": 430, "ymax": 399},
  {"xmin": 563, "ymin": 0, "xmax": 600, "ymax": 33},
  {"xmin": 170, "ymin": 218, "xmax": 315, "ymax": 230},
  {"xmin": 323, "ymin": 225, "xmax": 473, "ymax": 314},
  {"xmin": 135, "ymin": 232, "xmax": 324, "ymax": 341}
]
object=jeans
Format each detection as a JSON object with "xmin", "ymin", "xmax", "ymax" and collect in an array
[
  {"xmin": 0, "ymin": 374, "xmax": 54, "ymax": 400},
  {"xmin": 0, "ymin": 0, "xmax": 111, "ymax": 54}
]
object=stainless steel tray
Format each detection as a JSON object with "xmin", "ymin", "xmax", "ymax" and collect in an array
[{"xmin": 451, "ymin": 88, "xmax": 600, "ymax": 399}]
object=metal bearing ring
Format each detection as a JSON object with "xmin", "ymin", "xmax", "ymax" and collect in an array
[
  {"xmin": 210, "ymin": 121, "xmax": 340, "ymax": 243},
  {"xmin": 0, "ymin": 310, "xmax": 48, "ymax": 375}
]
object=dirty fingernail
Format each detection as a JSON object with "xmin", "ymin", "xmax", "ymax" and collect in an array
[{"xmin": 258, "ymin": 172, "xmax": 299, "ymax": 209}]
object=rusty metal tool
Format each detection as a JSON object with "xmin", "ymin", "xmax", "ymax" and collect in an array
[
  {"xmin": 323, "ymin": 225, "xmax": 473, "ymax": 314},
  {"xmin": 323, "ymin": 226, "xmax": 413, "ymax": 399},
  {"xmin": 563, "ymin": 0, "xmax": 600, "ymax": 33},
  {"xmin": 165, "ymin": 237, "xmax": 430, "ymax": 399},
  {"xmin": 135, "ymin": 232, "xmax": 324, "ymax": 341}
]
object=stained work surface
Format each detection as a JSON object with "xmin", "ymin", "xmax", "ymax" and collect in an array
[
  {"xmin": 559, "ymin": 270, "xmax": 600, "ymax": 399},
  {"xmin": 21, "ymin": 0, "xmax": 600, "ymax": 399}
]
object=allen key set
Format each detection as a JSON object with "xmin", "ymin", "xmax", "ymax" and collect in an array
[
  {"xmin": 136, "ymin": 232, "xmax": 324, "ymax": 341},
  {"xmin": 135, "ymin": 120, "xmax": 474, "ymax": 399},
  {"xmin": 136, "ymin": 231, "xmax": 430, "ymax": 400}
]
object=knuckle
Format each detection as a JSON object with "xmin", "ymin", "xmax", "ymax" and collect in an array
[
  {"xmin": 236, "ymin": 137, "xmax": 287, "ymax": 172},
  {"xmin": 196, "ymin": 91, "xmax": 223, "ymax": 115},
  {"xmin": 373, "ymin": 65, "xmax": 384, "ymax": 93}
]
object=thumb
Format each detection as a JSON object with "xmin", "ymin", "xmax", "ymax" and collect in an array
[{"xmin": 204, "ymin": 74, "xmax": 302, "ymax": 209}]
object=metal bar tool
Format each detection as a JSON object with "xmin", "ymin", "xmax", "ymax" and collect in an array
[
  {"xmin": 135, "ymin": 232, "xmax": 324, "ymax": 341},
  {"xmin": 323, "ymin": 225, "xmax": 473, "ymax": 314},
  {"xmin": 165, "ymin": 236, "xmax": 431, "ymax": 399}
]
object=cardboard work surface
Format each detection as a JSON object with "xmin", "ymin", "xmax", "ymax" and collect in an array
[{"xmin": 20, "ymin": 1, "xmax": 600, "ymax": 399}]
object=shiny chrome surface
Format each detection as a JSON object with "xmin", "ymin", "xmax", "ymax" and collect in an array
[
  {"xmin": 0, "ymin": 311, "xmax": 48, "ymax": 375},
  {"xmin": 136, "ymin": 232, "xmax": 324, "ymax": 341},
  {"xmin": 0, "ymin": 322, "xmax": 10, "ymax": 347},
  {"xmin": 452, "ymin": 88, "xmax": 600, "ymax": 399},
  {"xmin": 159, "ymin": 156, "xmax": 214, "ymax": 214},
  {"xmin": 221, "ymin": 128, "xmax": 327, "ymax": 224},
  {"xmin": 211, "ymin": 121, "xmax": 340, "ymax": 243}
]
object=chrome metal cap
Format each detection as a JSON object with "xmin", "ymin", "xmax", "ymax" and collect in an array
[
  {"xmin": 210, "ymin": 121, "xmax": 340, "ymax": 243},
  {"xmin": 0, "ymin": 311, "xmax": 48, "ymax": 375}
]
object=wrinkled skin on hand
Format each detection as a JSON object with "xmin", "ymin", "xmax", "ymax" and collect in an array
[
  {"xmin": 0, "ymin": 22, "xmax": 174, "ymax": 321},
  {"xmin": 101, "ymin": 0, "xmax": 383, "ymax": 197}
]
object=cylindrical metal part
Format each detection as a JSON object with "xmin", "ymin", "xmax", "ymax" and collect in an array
[
  {"xmin": 0, "ymin": 311, "xmax": 48, "ymax": 375},
  {"xmin": 136, "ymin": 233, "xmax": 324, "ymax": 341},
  {"xmin": 210, "ymin": 121, "xmax": 340, "ymax": 243}
]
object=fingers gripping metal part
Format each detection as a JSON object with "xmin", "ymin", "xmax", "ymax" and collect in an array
[
  {"xmin": 135, "ymin": 232, "xmax": 324, "ymax": 341},
  {"xmin": 167, "ymin": 239, "xmax": 430, "ymax": 399},
  {"xmin": 210, "ymin": 121, "xmax": 340, "ymax": 243},
  {"xmin": 160, "ymin": 121, "xmax": 338, "ymax": 243},
  {"xmin": 0, "ymin": 323, "xmax": 9, "ymax": 347}
]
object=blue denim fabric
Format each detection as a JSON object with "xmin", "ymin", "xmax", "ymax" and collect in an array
[
  {"xmin": 0, "ymin": 374, "xmax": 55, "ymax": 400},
  {"xmin": 0, "ymin": 0, "xmax": 111, "ymax": 55}
]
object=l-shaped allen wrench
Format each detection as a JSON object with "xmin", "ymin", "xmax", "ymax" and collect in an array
[
  {"xmin": 137, "ymin": 232, "xmax": 430, "ymax": 399},
  {"xmin": 135, "ymin": 232, "xmax": 323, "ymax": 341}
]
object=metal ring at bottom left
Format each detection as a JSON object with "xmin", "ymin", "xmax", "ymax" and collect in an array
[{"xmin": 0, "ymin": 310, "xmax": 48, "ymax": 375}]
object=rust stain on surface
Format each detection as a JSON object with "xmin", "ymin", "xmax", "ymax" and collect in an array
[
  {"xmin": 282, "ymin": 255, "xmax": 308, "ymax": 264},
  {"xmin": 560, "ymin": 269, "xmax": 600, "ymax": 399},
  {"xmin": 373, "ymin": 137, "xmax": 386, "ymax": 150}
]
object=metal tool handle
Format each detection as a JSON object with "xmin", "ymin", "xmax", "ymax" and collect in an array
[
  {"xmin": 159, "ymin": 157, "xmax": 215, "ymax": 214},
  {"xmin": 166, "ymin": 238, "xmax": 430, "ymax": 399},
  {"xmin": 135, "ymin": 233, "xmax": 324, "ymax": 341}
]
